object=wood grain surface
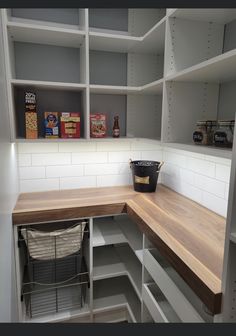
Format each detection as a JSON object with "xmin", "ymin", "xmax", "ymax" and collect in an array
[{"xmin": 12, "ymin": 184, "xmax": 226, "ymax": 314}]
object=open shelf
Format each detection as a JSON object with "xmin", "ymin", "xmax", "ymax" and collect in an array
[
  {"xmin": 141, "ymin": 79, "xmax": 163, "ymax": 95},
  {"xmin": 13, "ymin": 85, "xmax": 85, "ymax": 139},
  {"xmin": 163, "ymin": 142, "xmax": 232, "ymax": 160},
  {"xmin": 93, "ymin": 217, "xmax": 127, "ymax": 247},
  {"xmin": 115, "ymin": 216, "xmax": 143, "ymax": 263},
  {"xmin": 7, "ymin": 21, "xmax": 85, "ymax": 48},
  {"xmin": 93, "ymin": 276, "xmax": 141, "ymax": 322},
  {"xmin": 9, "ymin": 8, "xmax": 85, "ymax": 30},
  {"xmin": 89, "ymin": 17, "xmax": 165, "ymax": 54},
  {"xmin": 169, "ymin": 9, "xmax": 236, "ymax": 24},
  {"xmin": 143, "ymin": 283, "xmax": 181, "ymax": 323},
  {"xmin": 11, "ymin": 79, "xmax": 86, "ymax": 91},
  {"xmin": 166, "ymin": 49, "xmax": 236, "ymax": 83},
  {"xmin": 93, "ymin": 244, "xmax": 142, "ymax": 299},
  {"xmin": 90, "ymin": 85, "xmax": 138, "ymax": 95}
]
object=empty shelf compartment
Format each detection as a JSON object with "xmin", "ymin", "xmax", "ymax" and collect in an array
[{"xmin": 143, "ymin": 283, "xmax": 180, "ymax": 323}]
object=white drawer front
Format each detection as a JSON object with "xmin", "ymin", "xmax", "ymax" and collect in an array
[
  {"xmin": 143, "ymin": 284, "xmax": 169, "ymax": 323},
  {"xmin": 143, "ymin": 249, "xmax": 203, "ymax": 322}
]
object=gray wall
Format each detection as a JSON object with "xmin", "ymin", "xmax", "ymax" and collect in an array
[
  {"xmin": 89, "ymin": 9, "xmax": 128, "ymax": 32},
  {"xmin": 0, "ymin": 13, "xmax": 19, "ymax": 322}
]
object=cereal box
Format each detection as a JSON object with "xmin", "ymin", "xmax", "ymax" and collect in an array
[
  {"xmin": 25, "ymin": 92, "xmax": 38, "ymax": 139},
  {"xmin": 60, "ymin": 113, "xmax": 80, "ymax": 138},
  {"xmin": 90, "ymin": 114, "xmax": 107, "ymax": 138},
  {"xmin": 44, "ymin": 112, "xmax": 59, "ymax": 138}
]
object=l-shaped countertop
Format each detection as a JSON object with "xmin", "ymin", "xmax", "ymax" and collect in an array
[{"xmin": 12, "ymin": 184, "xmax": 226, "ymax": 315}]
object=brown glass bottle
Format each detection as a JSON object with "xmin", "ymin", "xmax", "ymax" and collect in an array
[{"xmin": 112, "ymin": 115, "xmax": 120, "ymax": 138}]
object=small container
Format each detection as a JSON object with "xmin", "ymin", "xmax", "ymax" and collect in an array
[
  {"xmin": 129, "ymin": 160, "xmax": 164, "ymax": 193},
  {"xmin": 214, "ymin": 120, "xmax": 235, "ymax": 147},
  {"xmin": 112, "ymin": 115, "xmax": 120, "ymax": 138},
  {"xmin": 193, "ymin": 120, "xmax": 217, "ymax": 145}
]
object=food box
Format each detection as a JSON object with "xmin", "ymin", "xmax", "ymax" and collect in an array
[
  {"xmin": 25, "ymin": 92, "xmax": 38, "ymax": 139},
  {"xmin": 90, "ymin": 114, "xmax": 107, "ymax": 138},
  {"xmin": 60, "ymin": 112, "xmax": 80, "ymax": 138},
  {"xmin": 44, "ymin": 112, "xmax": 59, "ymax": 138}
]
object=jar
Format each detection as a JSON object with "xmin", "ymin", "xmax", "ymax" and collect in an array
[
  {"xmin": 193, "ymin": 120, "xmax": 217, "ymax": 145},
  {"xmin": 214, "ymin": 120, "xmax": 235, "ymax": 147}
]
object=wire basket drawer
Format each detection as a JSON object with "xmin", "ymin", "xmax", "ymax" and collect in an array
[{"xmin": 19, "ymin": 220, "xmax": 90, "ymax": 318}]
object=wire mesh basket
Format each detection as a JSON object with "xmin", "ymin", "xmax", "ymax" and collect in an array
[{"xmin": 18, "ymin": 220, "xmax": 90, "ymax": 318}]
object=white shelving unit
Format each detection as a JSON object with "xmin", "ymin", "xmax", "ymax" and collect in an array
[
  {"xmin": 115, "ymin": 215, "xmax": 143, "ymax": 262},
  {"xmin": 2, "ymin": 7, "xmax": 236, "ymax": 157},
  {"xmin": 92, "ymin": 217, "xmax": 127, "ymax": 247}
]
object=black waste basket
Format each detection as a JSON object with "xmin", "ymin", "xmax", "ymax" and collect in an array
[{"xmin": 129, "ymin": 160, "xmax": 164, "ymax": 192}]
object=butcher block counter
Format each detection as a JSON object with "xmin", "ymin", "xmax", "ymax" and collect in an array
[{"xmin": 12, "ymin": 184, "xmax": 226, "ymax": 315}]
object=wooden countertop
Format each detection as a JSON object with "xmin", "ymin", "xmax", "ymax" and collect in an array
[{"xmin": 12, "ymin": 184, "xmax": 226, "ymax": 315}]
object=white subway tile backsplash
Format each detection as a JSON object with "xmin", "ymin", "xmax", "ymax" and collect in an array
[
  {"xmin": 201, "ymin": 192, "xmax": 228, "ymax": 217},
  {"xmin": 32, "ymin": 153, "xmax": 71, "ymax": 166},
  {"xmin": 20, "ymin": 178, "xmax": 59, "ymax": 192},
  {"xmin": 180, "ymin": 182, "xmax": 203, "ymax": 204},
  {"xmin": 108, "ymin": 151, "xmax": 141, "ymax": 163},
  {"xmin": 195, "ymin": 174, "xmax": 226, "ymax": 198},
  {"xmin": 46, "ymin": 165, "xmax": 84, "ymax": 178},
  {"xmin": 131, "ymin": 140, "xmax": 162, "ymax": 151},
  {"xmin": 215, "ymin": 164, "xmax": 231, "ymax": 183},
  {"xmin": 18, "ymin": 154, "xmax": 31, "ymax": 167},
  {"xmin": 97, "ymin": 141, "xmax": 131, "ymax": 152},
  {"xmin": 84, "ymin": 163, "xmax": 120, "ymax": 176},
  {"xmin": 97, "ymin": 174, "xmax": 132, "ymax": 187},
  {"xmin": 163, "ymin": 151, "xmax": 187, "ymax": 168},
  {"xmin": 18, "ymin": 143, "xmax": 58, "ymax": 153},
  {"xmin": 186, "ymin": 157, "xmax": 215, "ymax": 177},
  {"xmin": 60, "ymin": 176, "xmax": 97, "ymax": 190},
  {"xmin": 58, "ymin": 142, "xmax": 96, "ymax": 153},
  {"xmin": 19, "ymin": 167, "xmax": 45, "ymax": 180},
  {"xmin": 72, "ymin": 152, "xmax": 107, "ymax": 164},
  {"xmin": 16, "ymin": 140, "xmax": 231, "ymax": 218},
  {"xmin": 179, "ymin": 168, "xmax": 195, "ymax": 186},
  {"xmin": 141, "ymin": 150, "xmax": 163, "ymax": 161}
]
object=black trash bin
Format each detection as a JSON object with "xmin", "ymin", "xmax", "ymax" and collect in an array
[{"xmin": 129, "ymin": 160, "xmax": 164, "ymax": 193}]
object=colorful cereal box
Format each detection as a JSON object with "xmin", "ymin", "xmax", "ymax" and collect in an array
[
  {"xmin": 44, "ymin": 112, "xmax": 59, "ymax": 138},
  {"xmin": 90, "ymin": 114, "xmax": 107, "ymax": 138},
  {"xmin": 25, "ymin": 92, "xmax": 38, "ymax": 139},
  {"xmin": 60, "ymin": 112, "xmax": 80, "ymax": 138}
]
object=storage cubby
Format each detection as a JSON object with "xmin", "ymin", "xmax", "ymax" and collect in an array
[
  {"xmin": 13, "ymin": 42, "xmax": 81, "ymax": 83},
  {"xmin": 90, "ymin": 50, "xmax": 127, "ymax": 86},
  {"xmin": 93, "ymin": 276, "xmax": 141, "ymax": 322},
  {"xmin": 9, "ymin": 8, "xmax": 85, "ymax": 30},
  {"xmin": 89, "ymin": 8, "xmax": 165, "ymax": 36},
  {"xmin": 162, "ymin": 80, "xmax": 235, "ymax": 150},
  {"xmin": 90, "ymin": 94, "xmax": 127, "ymax": 137},
  {"xmin": 127, "ymin": 93, "xmax": 162, "ymax": 140},
  {"xmin": 13, "ymin": 85, "xmax": 85, "ymax": 139}
]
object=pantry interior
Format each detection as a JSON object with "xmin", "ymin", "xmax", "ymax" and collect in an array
[{"xmin": 1, "ymin": 7, "xmax": 236, "ymax": 323}]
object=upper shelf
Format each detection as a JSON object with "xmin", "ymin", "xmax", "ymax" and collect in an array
[
  {"xmin": 89, "ymin": 17, "xmax": 166, "ymax": 54},
  {"xmin": 166, "ymin": 49, "xmax": 236, "ymax": 83},
  {"xmin": 90, "ymin": 79, "xmax": 163, "ymax": 95},
  {"xmin": 7, "ymin": 21, "xmax": 85, "ymax": 48},
  {"xmin": 169, "ymin": 9, "xmax": 236, "ymax": 24},
  {"xmin": 11, "ymin": 79, "xmax": 86, "ymax": 91}
]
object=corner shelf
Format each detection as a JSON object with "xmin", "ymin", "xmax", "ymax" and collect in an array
[
  {"xmin": 166, "ymin": 49, "xmax": 236, "ymax": 83},
  {"xmin": 163, "ymin": 142, "xmax": 232, "ymax": 160},
  {"xmin": 93, "ymin": 217, "xmax": 127, "ymax": 247},
  {"xmin": 93, "ymin": 245, "xmax": 142, "ymax": 299}
]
